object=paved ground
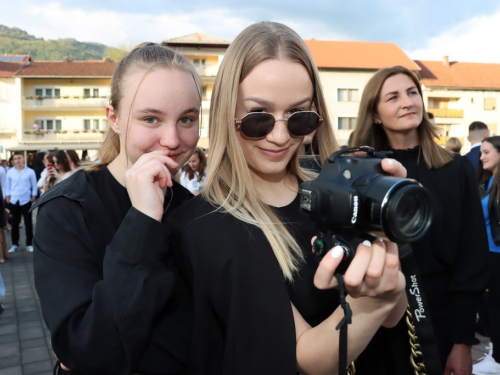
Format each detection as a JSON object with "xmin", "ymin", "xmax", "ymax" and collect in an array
[{"xmin": 0, "ymin": 225, "xmax": 494, "ymax": 374}]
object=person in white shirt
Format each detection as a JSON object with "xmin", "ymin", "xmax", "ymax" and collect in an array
[
  {"xmin": 5, "ymin": 153, "xmax": 37, "ymax": 253},
  {"xmin": 179, "ymin": 148, "xmax": 206, "ymax": 195}
]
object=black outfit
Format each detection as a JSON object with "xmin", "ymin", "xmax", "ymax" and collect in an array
[
  {"xmin": 10, "ymin": 200, "xmax": 33, "ymax": 246},
  {"xmin": 0, "ymin": 184, "xmax": 6, "ymax": 228},
  {"xmin": 32, "ymin": 168, "xmax": 192, "ymax": 375},
  {"xmin": 168, "ymin": 193, "xmax": 410, "ymax": 374},
  {"xmin": 387, "ymin": 147, "xmax": 489, "ymax": 366},
  {"xmin": 465, "ymin": 144, "xmax": 481, "ymax": 173}
]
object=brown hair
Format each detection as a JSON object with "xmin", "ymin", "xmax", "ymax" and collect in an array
[
  {"xmin": 350, "ymin": 65, "xmax": 453, "ymax": 169},
  {"xmin": 183, "ymin": 148, "xmax": 206, "ymax": 182},
  {"xmin": 89, "ymin": 42, "xmax": 201, "ymax": 170}
]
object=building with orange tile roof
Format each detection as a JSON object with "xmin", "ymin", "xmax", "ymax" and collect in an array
[
  {"xmin": 0, "ymin": 56, "xmax": 117, "ymax": 159},
  {"xmin": 415, "ymin": 57, "xmax": 500, "ymax": 150},
  {"xmin": 163, "ymin": 33, "xmax": 231, "ymax": 149},
  {"xmin": 304, "ymin": 40, "xmax": 420, "ymax": 145}
]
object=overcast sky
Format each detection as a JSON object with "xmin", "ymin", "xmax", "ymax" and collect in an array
[{"xmin": 1, "ymin": 0, "xmax": 500, "ymax": 63}]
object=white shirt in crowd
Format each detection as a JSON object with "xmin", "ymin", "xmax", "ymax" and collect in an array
[{"xmin": 6, "ymin": 166, "xmax": 37, "ymax": 205}]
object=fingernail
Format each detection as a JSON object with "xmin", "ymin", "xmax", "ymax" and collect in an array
[
  {"xmin": 331, "ymin": 246, "xmax": 344, "ymax": 258},
  {"xmin": 387, "ymin": 159, "xmax": 394, "ymax": 166},
  {"xmin": 376, "ymin": 237, "xmax": 385, "ymax": 243},
  {"xmin": 362, "ymin": 240, "xmax": 372, "ymax": 247}
]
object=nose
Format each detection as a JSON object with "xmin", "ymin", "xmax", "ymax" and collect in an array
[
  {"xmin": 401, "ymin": 94, "xmax": 414, "ymax": 108},
  {"xmin": 266, "ymin": 117, "xmax": 290, "ymax": 145},
  {"xmin": 159, "ymin": 122, "xmax": 181, "ymax": 150}
]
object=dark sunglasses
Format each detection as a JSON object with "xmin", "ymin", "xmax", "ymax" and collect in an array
[{"xmin": 234, "ymin": 111, "xmax": 322, "ymax": 140}]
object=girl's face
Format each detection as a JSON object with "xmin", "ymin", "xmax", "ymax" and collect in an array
[
  {"xmin": 42, "ymin": 153, "xmax": 49, "ymax": 167},
  {"xmin": 108, "ymin": 67, "xmax": 200, "ymax": 174},
  {"xmin": 188, "ymin": 153, "xmax": 200, "ymax": 172},
  {"xmin": 480, "ymin": 141, "xmax": 500, "ymax": 172},
  {"xmin": 235, "ymin": 59, "xmax": 313, "ymax": 181},
  {"xmin": 374, "ymin": 73, "xmax": 423, "ymax": 138}
]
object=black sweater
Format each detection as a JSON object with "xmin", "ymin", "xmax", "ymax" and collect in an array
[
  {"xmin": 32, "ymin": 169, "xmax": 192, "ymax": 375},
  {"xmin": 390, "ymin": 148, "xmax": 489, "ymax": 350}
]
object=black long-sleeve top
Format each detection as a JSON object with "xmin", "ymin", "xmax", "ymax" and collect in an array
[
  {"xmin": 32, "ymin": 168, "xmax": 192, "ymax": 375},
  {"xmin": 389, "ymin": 147, "xmax": 489, "ymax": 345}
]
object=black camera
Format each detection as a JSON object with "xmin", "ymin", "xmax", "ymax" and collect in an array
[{"xmin": 300, "ymin": 147, "xmax": 433, "ymax": 273}]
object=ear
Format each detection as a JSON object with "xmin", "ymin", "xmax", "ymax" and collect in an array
[
  {"xmin": 106, "ymin": 104, "xmax": 121, "ymax": 135},
  {"xmin": 372, "ymin": 113, "xmax": 381, "ymax": 125},
  {"xmin": 467, "ymin": 135, "xmax": 471, "ymax": 143}
]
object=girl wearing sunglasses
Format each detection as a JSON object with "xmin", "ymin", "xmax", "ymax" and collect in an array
[{"xmin": 168, "ymin": 22, "xmax": 408, "ymax": 374}]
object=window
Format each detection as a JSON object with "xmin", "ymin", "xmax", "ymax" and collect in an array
[
  {"xmin": 35, "ymin": 119, "xmax": 62, "ymax": 130},
  {"xmin": 84, "ymin": 88, "xmax": 100, "ymax": 97},
  {"xmin": 338, "ymin": 89, "xmax": 359, "ymax": 102},
  {"xmin": 338, "ymin": 117, "xmax": 356, "ymax": 130},
  {"xmin": 84, "ymin": 118, "xmax": 105, "ymax": 130},
  {"xmin": 484, "ymin": 98, "xmax": 497, "ymax": 110},
  {"xmin": 34, "ymin": 87, "xmax": 60, "ymax": 98},
  {"xmin": 193, "ymin": 58, "xmax": 206, "ymax": 67}
]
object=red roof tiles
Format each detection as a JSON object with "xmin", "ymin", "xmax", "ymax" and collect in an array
[
  {"xmin": 304, "ymin": 40, "xmax": 420, "ymax": 71},
  {"xmin": 14, "ymin": 59, "xmax": 118, "ymax": 77},
  {"xmin": 416, "ymin": 60, "xmax": 500, "ymax": 90},
  {"xmin": 0, "ymin": 55, "xmax": 30, "ymax": 78}
]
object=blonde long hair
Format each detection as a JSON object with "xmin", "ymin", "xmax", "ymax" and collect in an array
[
  {"xmin": 203, "ymin": 22, "xmax": 338, "ymax": 281},
  {"xmin": 350, "ymin": 66, "xmax": 453, "ymax": 169},
  {"xmin": 89, "ymin": 42, "xmax": 201, "ymax": 169}
]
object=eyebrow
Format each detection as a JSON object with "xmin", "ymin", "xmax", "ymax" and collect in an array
[
  {"xmin": 244, "ymin": 96, "xmax": 312, "ymax": 108},
  {"xmin": 135, "ymin": 107, "xmax": 200, "ymax": 116},
  {"xmin": 383, "ymin": 86, "xmax": 418, "ymax": 97}
]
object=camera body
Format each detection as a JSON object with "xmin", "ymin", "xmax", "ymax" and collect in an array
[{"xmin": 300, "ymin": 147, "xmax": 432, "ymax": 273}]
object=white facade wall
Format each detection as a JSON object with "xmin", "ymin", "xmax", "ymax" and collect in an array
[
  {"xmin": 422, "ymin": 87, "xmax": 500, "ymax": 153},
  {"xmin": 317, "ymin": 70, "xmax": 375, "ymax": 146},
  {"xmin": 0, "ymin": 77, "xmax": 22, "ymax": 159}
]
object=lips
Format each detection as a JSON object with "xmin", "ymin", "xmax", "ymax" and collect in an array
[
  {"xmin": 399, "ymin": 112, "xmax": 416, "ymax": 118},
  {"xmin": 258, "ymin": 147, "xmax": 289, "ymax": 159}
]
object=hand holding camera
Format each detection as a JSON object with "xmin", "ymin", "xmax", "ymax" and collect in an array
[{"xmin": 301, "ymin": 147, "xmax": 433, "ymax": 274}]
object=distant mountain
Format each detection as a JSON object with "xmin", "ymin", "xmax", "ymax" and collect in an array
[{"xmin": 0, "ymin": 25, "xmax": 127, "ymax": 60}]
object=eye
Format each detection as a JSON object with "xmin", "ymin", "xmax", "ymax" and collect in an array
[
  {"xmin": 179, "ymin": 117, "xmax": 192, "ymax": 124},
  {"xmin": 249, "ymin": 108, "xmax": 268, "ymax": 114},
  {"xmin": 145, "ymin": 117, "xmax": 158, "ymax": 124},
  {"xmin": 288, "ymin": 108, "xmax": 305, "ymax": 115},
  {"xmin": 388, "ymin": 95, "xmax": 397, "ymax": 101},
  {"xmin": 409, "ymin": 90, "xmax": 419, "ymax": 96}
]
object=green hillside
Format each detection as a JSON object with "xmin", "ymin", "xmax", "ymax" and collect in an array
[{"xmin": 0, "ymin": 25, "xmax": 127, "ymax": 60}]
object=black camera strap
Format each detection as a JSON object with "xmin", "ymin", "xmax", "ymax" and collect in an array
[
  {"xmin": 334, "ymin": 272, "xmax": 352, "ymax": 375},
  {"xmin": 398, "ymin": 243, "xmax": 442, "ymax": 375}
]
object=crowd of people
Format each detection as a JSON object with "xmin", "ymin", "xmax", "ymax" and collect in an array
[{"xmin": 0, "ymin": 20, "xmax": 496, "ymax": 375}]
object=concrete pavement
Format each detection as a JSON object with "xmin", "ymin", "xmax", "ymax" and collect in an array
[{"xmin": 0, "ymin": 227, "xmax": 494, "ymax": 374}]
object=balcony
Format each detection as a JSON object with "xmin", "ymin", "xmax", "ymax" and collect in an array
[
  {"xmin": 428, "ymin": 108, "xmax": 463, "ymax": 118},
  {"xmin": 193, "ymin": 65, "xmax": 219, "ymax": 77},
  {"xmin": 20, "ymin": 129, "xmax": 105, "ymax": 145},
  {"xmin": 22, "ymin": 96, "xmax": 108, "ymax": 110}
]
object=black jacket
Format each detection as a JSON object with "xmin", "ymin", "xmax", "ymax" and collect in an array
[{"xmin": 32, "ymin": 169, "xmax": 192, "ymax": 375}]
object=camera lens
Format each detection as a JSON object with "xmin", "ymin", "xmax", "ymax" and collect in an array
[{"xmin": 382, "ymin": 182, "xmax": 432, "ymax": 243}]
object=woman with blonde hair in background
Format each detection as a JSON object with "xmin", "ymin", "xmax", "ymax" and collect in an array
[
  {"xmin": 350, "ymin": 65, "xmax": 489, "ymax": 374},
  {"xmin": 168, "ymin": 21, "xmax": 409, "ymax": 374},
  {"xmin": 445, "ymin": 137, "xmax": 462, "ymax": 154},
  {"xmin": 32, "ymin": 42, "xmax": 201, "ymax": 374}
]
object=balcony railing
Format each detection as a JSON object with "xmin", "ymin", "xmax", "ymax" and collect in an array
[
  {"xmin": 22, "ymin": 96, "xmax": 108, "ymax": 110},
  {"xmin": 428, "ymin": 108, "xmax": 463, "ymax": 118},
  {"xmin": 21, "ymin": 130, "xmax": 106, "ymax": 143},
  {"xmin": 193, "ymin": 65, "xmax": 219, "ymax": 77}
]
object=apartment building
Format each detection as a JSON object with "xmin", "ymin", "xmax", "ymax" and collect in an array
[
  {"xmin": 2, "ymin": 37, "xmax": 500, "ymax": 160},
  {"xmin": 164, "ymin": 33, "xmax": 231, "ymax": 149},
  {"xmin": 416, "ymin": 57, "xmax": 500, "ymax": 152},
  {"xmin": 304, "ymin": 40, "xmax": 421, "ymax": 146}
]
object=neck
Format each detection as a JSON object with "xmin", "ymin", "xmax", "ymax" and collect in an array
[
  {"xmin": 16, "ymin": 165, "xmax": 25, "ymax": 171},
  {"xmin": 107, "ymin": 152, "xmax": 128, "ymax": 186},
  {"xmin": 386, "ymin": 129, "xmax": 420, "ymax": 150},
  {"xmin": 249, "ymin": 169, "xmax": 298, "ymax": 207}
]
